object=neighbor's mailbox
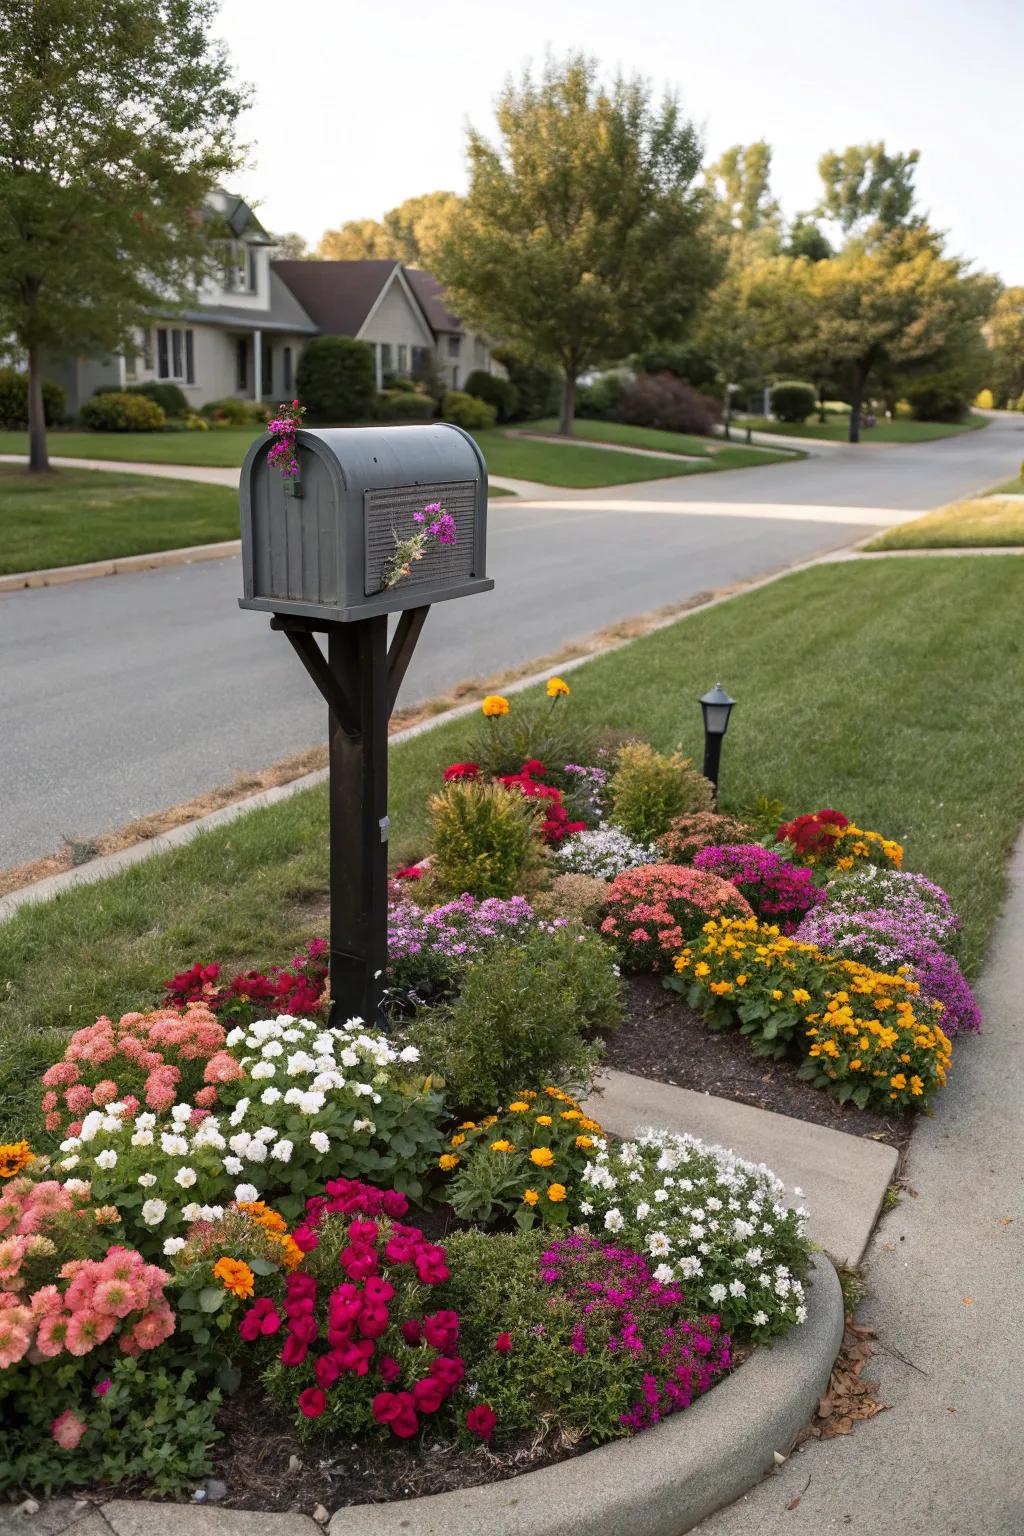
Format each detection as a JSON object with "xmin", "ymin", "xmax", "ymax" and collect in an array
[
  {"xmin": 239, "ymin": 422, "xmax": 492, "ymax": 622},
  {"xmin": 238, "ymin": 422, "xmax": 494, "ymax": 1027}
]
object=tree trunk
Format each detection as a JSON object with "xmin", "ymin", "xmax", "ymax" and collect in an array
[
  {"xmin": 848, "ymin": 366, "xmax": 867, "ymax": 444},
  {"xmin": 817, "ymin": 383, "xmax": 827, "ymax": 424},
  {"xmin": 723, "ymin": 384, "xmax": 731, "ymax": 441},
  {"xmin": 27, "ymin": 346, "xmax": 50, "ymax": 473},
  {"xmin": 558, "ymin": 370, "xmax": 576, "ymax": 436}
]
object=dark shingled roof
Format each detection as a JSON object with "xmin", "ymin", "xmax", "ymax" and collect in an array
[
  {"xmin": 404, "ymin": 268, "xmax": 462, "ymax": 333},
  {"xmin": 272, "ymin": 259, "xmax": 403, "ymax": 336}
]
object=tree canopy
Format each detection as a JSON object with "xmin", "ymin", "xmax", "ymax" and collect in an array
[
  {"xmin": 317, "ymin": 192, "xmax": 462, "ymax": 269},
  {"xmin": 0, "ymin": 0, "xmax": 248, "ymax": 469}
]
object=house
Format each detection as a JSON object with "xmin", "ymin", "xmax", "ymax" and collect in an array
[
  {"xmin": 49, "ymin": 192, "xmax": 502, "ymax": 414},
  {"xmin": 271, "ymin": 259, "xmax": 501, "ymax": 392}
]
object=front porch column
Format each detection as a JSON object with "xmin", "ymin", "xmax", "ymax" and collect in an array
[
  {"xmin": 373, "ymin": 342, "xmax": 382, "ymax": 391},
  {"xmin": 252, "ymin": 328, "xmax": 262, "ymax": 403}
]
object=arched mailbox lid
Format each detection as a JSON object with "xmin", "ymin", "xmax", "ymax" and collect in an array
[{"xmin": 239, "ymin": 422, "xmax": 493, "ymax": 623}]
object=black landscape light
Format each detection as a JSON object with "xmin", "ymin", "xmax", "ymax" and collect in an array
[{"xmin": 699, "ymin": 682, "xmax": 736, "ymax": 802}]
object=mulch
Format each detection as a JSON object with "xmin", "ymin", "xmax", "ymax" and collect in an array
[{"xmin": 602, "ymin": 973, "xmax": 912, "ymax": 1156}]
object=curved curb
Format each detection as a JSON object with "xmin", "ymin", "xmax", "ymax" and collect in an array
[{"xmin": 320, "ymin": 1254, "xmax": 842, "ymax": 1536}]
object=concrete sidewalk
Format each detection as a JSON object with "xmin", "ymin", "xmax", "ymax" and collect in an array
[{"xmin": 695, "ymin": 831, "xmax": 1024, "ymax": 1536}]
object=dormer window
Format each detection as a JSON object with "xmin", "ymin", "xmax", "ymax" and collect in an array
[{"xmin": 222, "ymin": 239, "xmax": 258, "ymax": 293}]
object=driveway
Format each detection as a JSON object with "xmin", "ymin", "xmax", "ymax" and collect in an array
[{"xmin": 1, "ymin": 414, "xmax": 1021, "ymax": 867}]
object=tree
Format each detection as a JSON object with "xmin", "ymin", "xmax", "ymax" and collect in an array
[
  {"xmin": 986, "ymin": 287, "xmax": 1024, "ymax": 405},
  {"xmin": 317, "ymin": 192, "xmax": 462, "ymax": 268},
  {"xmin": 272, "ymin": 231, "xmax": 311, "ymax": 260},
  {"xmin": 705, "ymin": 141, "xmax": 781, "ymax": 236},
  {"xmin": 785, "ymin": 215, "xmax": 832, "ymax": 263},
  {"xmin": 435, "ymin": 54, "xmax": 720, "ymax": 434},
  {"xmin": 0, "ymin": 0, "xmax": 247, "ymax": 471},
  {"xmin": 817, "ymin": 142, "xmax": 922, "ymax": 237}
]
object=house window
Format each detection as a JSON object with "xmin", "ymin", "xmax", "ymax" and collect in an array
[
  {"xmin": 380, "ymin": 343, "xmax": 393, "ymax": 374},
  {"xmin": 236, "ymin": 337, "xmax": 248, "ymax": 392},
  {"xmin": 155, "ymin": 326, "xmax": 194, "ymax": 383},
  {"xmin": 411, "ymin": 346, "xmax": 429, "ymax": 373},
  {"xmin": 248, "ymin": 246, "xmax": 258, "ymax": 293},
  {"xmin": 261, "ymin": 340, "xmax": 273, "ymax": 397},
  {"xmin": 222, "ymin": 240, "xmax": 255, "ymax": 293},
  {"xmin": 447, "ymin": 335, "xmax": 461, "ymax": 358},
  {"xmin": 283, "ymin": 346, "xmax": 293, "ymax": 394},
  {"xmin": 397, "ymin": 344, "xmax": 408, "ymax": 374}
]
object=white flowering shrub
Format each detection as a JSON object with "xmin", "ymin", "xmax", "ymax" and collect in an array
[
  {"xmin": 578, "ymin": 1130, "xmax": 813, "ymax": 1340},
  {"xmin": 554, "ymin": 825, "xmax": 658, "ymax": 881},
  {"xmin": 56, "ymin": 1015, "xmax": 446, "ymax": 1251}
]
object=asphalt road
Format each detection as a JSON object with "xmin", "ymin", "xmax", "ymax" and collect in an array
[{"xmin": 2, "ymin": 414, "xmax": 1021, "ymax": 867}]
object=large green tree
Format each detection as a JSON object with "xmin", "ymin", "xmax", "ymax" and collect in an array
[
  {"xmin": 816, "ymin": 142, "xmax": 923, "ymax": 236},
  {"xmin": 985, "ymin": 286, "xmax": 1024, "ymax": 405},
  {"xmin": 435, "ymin": 54, "xmax": 720, "ymax": 434},
  {"xmin": 317, "ymin": 191, "xmax": 462, "ymax": 268},
  {"xmin": 0, "ymin": 0, "xmax": 247, "ymax": 471},
  {"xmin": 705, "ymin": 141, "xmax": 781, "ymax": 237}
]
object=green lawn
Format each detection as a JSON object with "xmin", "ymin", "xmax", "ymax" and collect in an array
[
  {"xmin": 745, "ymin": 414, "xmax": 990, "ymax": 443},
  {"xmin": 0, "ymin": 427, "xmax": 258, "ymax": 468},
  {"xmin": 865, "ymin": 498, "xmax": 1024, "ymax": 550},
  {"xmin": 529, "ymin": 417, "xmax": 798, "ymax": 470},
  {"xmin": 4, "ymin": 555, "xmax": 1023, "ymax": 1138},
  {"xmin": 0, "ymin": 466, "xmax": 241, "ymax": 575},
  {"xmin": 985, "ymin": 475, "xmax": 1024, "ymax": 496}
]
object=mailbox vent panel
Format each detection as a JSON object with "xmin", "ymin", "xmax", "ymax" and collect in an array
[{"xmin": 364, "ymin": 481, "xmax": 478, "ymax": 596}]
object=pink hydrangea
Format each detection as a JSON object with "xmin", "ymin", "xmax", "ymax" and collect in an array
[{"xmin": 51, "ymin": 1409, "xmax": 88, "ymax": 1450}]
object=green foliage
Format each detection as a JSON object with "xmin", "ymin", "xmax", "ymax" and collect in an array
[
  {"xmin": 377, "ymin": 388, "xmax": 435, "ymax": 421},
  {"xmin": 80, "ymin": 391, "xmax": 167, "ymax": 431},
  {"xmin": 532, "ymin": 872, "xmax": 610, "ymax": 928},
  {"xmin": 655, "ymin": 809, "xmax": 758, "ymax": 864},
  {"xmin": 0, "ymin": 368, "xmax": 65, "ymax": 428},
  {"xmin": 295, "ymin": 336, "xmax": 376, "ymax": 422},
  {"xmin": 405, "ymin": 926, "xmax": 619, "ymax": 1115},
  {"xmin": 739, "ymin": 794, "xmax": 788, "ymax": 840},
  {"xmin": 903, "ymin": 368, "xmax": 972, "ymax": 422},
  {"xmin": 576, "ymin": 372, "xmax": 628, "ymax": 419},
  {"xmin": 435, "ymin": 53, "xmax": 720, "ymax": 430},
  {"xmin": 465, "ymin": 690, "xmax": 600, "ymax": 788},
  {"xmin": 706, "ymin": 140, "xmax": 781, "ymax": 235},
  {"xmin": 465, "ymin": 368, "xmax": 519, "ymax": 422},
  {"xmin": 428, "ymin": 779, "xmax": 546, "ymax": 899},
  {"xmin": 125, "ymin": 380, "xmax": 188, "ymax": 416},
  {"xmin": 317, "ymin": 189, "xmax": 462, "ymax": 267},
  {"xmin": 609, "ymin": 741, "xmax": 713, "ymax": 842},
  {"xmin": 0, "ymin": 1357, "xmax": 220, "ymax": 1496},
  {"xmin": 769, "ymin": 380, "xmax": 817, "ymax": 423},
  {"xmin": 200, "ymin": 395, "xmax": 267, "ymax": 425},
  {"xmin": 816, "ymin": 142, "xmax": 922, "ymax": 236},
  {"xmin": 489, "ymin": 346, "xmax": 560, "ymax": 419},
  {"xmin": 440, "ymin": 388, "xmax": 496, "ymax": 431}
]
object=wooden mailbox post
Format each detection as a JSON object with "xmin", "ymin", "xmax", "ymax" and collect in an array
[{"xmin": 239, "ymin": 423, "xmax": 493, "ymax": 1025}]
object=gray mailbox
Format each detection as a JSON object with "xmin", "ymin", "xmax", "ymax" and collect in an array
[
  {"xmin": 238, "ymin": 421, "xmax": 495, "ymax": 1031},
  {"xmin": 239, "ymin": 422, "xmax": 492, "ymax": 622}
]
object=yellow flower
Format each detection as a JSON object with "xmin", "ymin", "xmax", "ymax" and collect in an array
[
  {"xmin": 438, "ymin": 1153, "xmax": 460, "ymax": 1171},
  {"xmin": 791, "ymin": 989, "xmax": 811, "ymax": 1004},
  {"xmin": 710, "ymin": 981, "xmax": 733, "ymax": 996},
  {"xmin": 771, "ymin": 989, "xmax": 783, "ymax": 1001},
  {"xmin": 508, "ymin": 1101, "xmax": 529, "ymax": 1113},
  {"xmin": 560, "ymin": 1110, "xmax": 581, "ymax": 1121},
  {"xmin": 482, "ymin": 694, "xmax": 509, "ymax": 718},
  {"xmin": 522, "ymin": 1188, "xmax": 540, "ymax": 1206},
  {"xmin": 450, "ymin": 1133, "xmax": 466, "ymax": 1147},
  {"xmin": 213, "ymin": 1257, "xmax": 255, "ymax": 1299},
  {"xmin": 459, "ymin": 1121, "xmax": 477, "ymax": 1130},
  {"xmin": 490, "ymin": 1139, "xmax": 516, "ymax": 1153},
  {"xmin": 890, "ymin": 1073, "xmax": 907, "ymax": 1090},
  {"xmin": 694, "ymin": 962, "xmax": 711, "ymax": 978},
  {"xmin": 736, "ymin": 974, "xmax": 748, "ymax": 986},
  {"xmin": 575, "ymin": 1135, "xmax": 594, "ymax": 1150},
  {"xmin": 530, "ymin": 1147, "xmax": 555, "ymax": 1168},
  {"xmin": 0, "ymin": 1141, "xmax": 33, "ymax": 1179},
  {"xmin": 546, "ymin": 676, "xmax": 570, "ymax": 699},
  {"xmin": 535, "ymin": 1115, "xmax": 553, "ymax": 1126},
  {"xmin": 547, "ymin": 1183, "xmax": 567, "ymax": 1202}
]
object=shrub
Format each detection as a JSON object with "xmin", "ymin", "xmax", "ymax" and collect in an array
[
  {"xmin": 532, "ymin": 873, "xmax": 611, "ymax": 928},
  {"xmin": 465, "ymin": 369, "xmax": 519, "ymax": 423},
  {"xmin": 428, "ymin": 779, "xmax": 547, "ymax": 899},
  {"xmin": 493, "ymin": 761, "xmax": 586, "ymax": 845},
  {"xmin": 295, "ymin": 336, "xmax": 376, "ymax": 422},
  {"xmin": 125, "ymin": 381, "xmax": 188, "ymax": 416},
  {"xmin": 79, "ymin": 391, "xmax": 166, "ymax": 431},
  {"xmin": 656, "ymin": 810, "xmax": 756, "ymax": 865},
  {"xmin": 441, "ymin": 1086, "xmax": 605, "ymax": 1229},
  {"xmin": 0, "ymin": 367, "xmax": 65, "ymax": 429},
  {"xmin": 465, "ymin": 680, "xmax": 601, "ymax": 790},
  {"xmin": 905, "ymin": 370, "xmax": 971, "ymax": 422},
  {"xmin": 576, "ymin": 372, "xmax": 627, "ymax": 420},
  {"xmin": 383, "ymin": 375, "xmax": 418, "ymax": 393},
  {"xmin": 819, "ymin": 867, "xmax": 961, "ymax": 949},
  {"xmin": 376, "ymin": 389, "xmax": 434, "ymax": 422},
  {"xmin": 579, "ymin": 1131, "xmax": 813, "ymax": 1340},
  {"xmin": 620, "ymin": 372, "xmax": 720, "ymax": 435},
  {"xmin": 608, "ymin": 741, "xmax": 713, "ymax": 843},
  {"xmin": 404, "ymin": 925, "xmax": 621, "ymax": 1115},
  {"xmin": 489, "ymin": 347, "xmax": 560, "ymax": 420},
  {"xmin": 554, "ymin": 825, "xmax": 657, "ymax": 880},
  {"xmin": 599, "ymin": 864, "xmax": 752, "ymax": 970},
  {"xmin": 385, "ymin": 892, "xmax": 542, "ymax": 1006},
  {"xmin": 777, "ymin": 809, "xmax": 903, "ymax": 872},
  {"xmin": 692, "ymin": 844, "xmax": 824, "ymax": 934},
  {"xmin": 199, "ymin": 396, "xmax": 267, "ymax": 426},
  {"xmin": 440, "ymin": 389, "xmax": 496, "ymax": 431},
  {"xmin": 769, "ymin": 381, "xmax": 816, "ymax": 423},
  {"xmin": 975, "ymin": 388, "xmax": 994, "ymax": 410}
]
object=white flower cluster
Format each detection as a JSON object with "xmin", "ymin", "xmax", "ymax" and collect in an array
[
  {"xmin": 554, "ymin": 824, "xmax": 657, "ymax": 880},
  {"xmin": 580, "ymin": 1128, "xmax": 812, "ymax": 1338}
]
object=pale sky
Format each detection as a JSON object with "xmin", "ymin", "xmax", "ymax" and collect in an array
[{"xmin": 216, "ymin": 0, "xmax": 1022, "ymax": 281}]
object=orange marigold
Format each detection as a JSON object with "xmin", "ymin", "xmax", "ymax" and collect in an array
[{"xmin": 213, "ymin": 1256, "xmax": 255, "ymax": 1298}]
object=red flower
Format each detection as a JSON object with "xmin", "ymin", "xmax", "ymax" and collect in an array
[
  {"xmin": 412, "ymin": 1376, "xmax": 446, "ymax": 1414},
  {"xmin": 443, "ymin": 762, "xmax": 480, "ymax": 782},
  {"xmin": 314, "ymin": 1353, "xmax": 341, "ymax": 1390},
  {"xmin": 372, "ymin": 1390, "xmax": 420, "ymax": 1438},
  {"xmin": 377, "ymin": 1353, "xmax": 401, "ymax": 1384},
  {"xmin": 494, "ymin": 1332, "xmax": 513, "ymax": 1353},
  {"xmin": 414, "ymin": 1245, "xmax": 449, "ymax": 1285},
  {"xmin": 428, "ymin": 1354, "xmax": 465, "ymax": 1392},
  {"xmin": 401, "ymin": 1317, "xmax": 422, "ymax": 1345},
  {"xmin": 422, "ymin": 1309, "xmax": 460, "ymax": 1350},
  {"xmin": 280, "ymin": 1335, "xmax": 309, "ymax": 1368},
  {"xmin": 395, "ymin": 865, "xmax": 423, "ymax": 881},
  {"xmin": 466, "ymin": 1403, "xmax": 497, "ymax": 1441},
  {"xmin": 298, "ymin": 1388, "xmax": 327, "ymax": 1419},
  {"xmin": 520, "ymin": 759, "xmax": 546, "ymax": 776}
]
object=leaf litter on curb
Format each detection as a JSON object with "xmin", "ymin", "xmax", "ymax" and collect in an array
[{"xmin": 797, "ymin": 1316, "xmax": 887, "ymax": 1445}]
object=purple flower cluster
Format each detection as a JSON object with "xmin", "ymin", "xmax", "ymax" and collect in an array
[
  {"xmin": 693, "ymin": 843, "xmax": 823, "ymax": 934},
  {"xmin": 795, "ymin": 906, "xmax": 981, "ymax": 1035},
  {"xmin": 822, "ymin": 867, "xmax": 961, "ymax": 947},
  {"xmin": 386, "ymin": 893, "xmax": 560, "ymax": 1005},
  {"xmin": 411, "ymin": 502, "xmax": 457, "ymax": 545},
  {"xmin": 539, "ymin": 1234, "xmax": 731, "ymax": 1430},
  {"xmin": 562, "ymin": 763, "xmax": 610, "ymax": 822}
]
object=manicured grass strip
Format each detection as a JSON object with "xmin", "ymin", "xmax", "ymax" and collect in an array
[
  {"xmin": 471, "ymin": 430, "xmax": 696, "ymax": 488},
  {"xmin": 865, "ymin": 499, "xmax": 1024, "ymax": 550},
  {"xmin": 0, "ymin": 427, "xmax": 259, "ymax": 468},
  {"xmin": 3, "ymin": 556, "xmax": 1023, "ymax": 1137},
  {"xmin": 745, "ymin": 415, "xmax": 989, "ymax": 443},
  {"xmin": 0, "ymin": 466, "xmax": 241, "ymax": 574},
  {"xmin": 529, "ymin": 417, "xmax": 797, "ymax": 468},
  {"xmin": 985, "ymin": 476, "xmax": 1024, "ymax": 497}
]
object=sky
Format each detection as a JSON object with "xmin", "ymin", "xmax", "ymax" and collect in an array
[{"xmin": 216, "ymin": 0, "xmax": 1022, "ymax": 281}]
